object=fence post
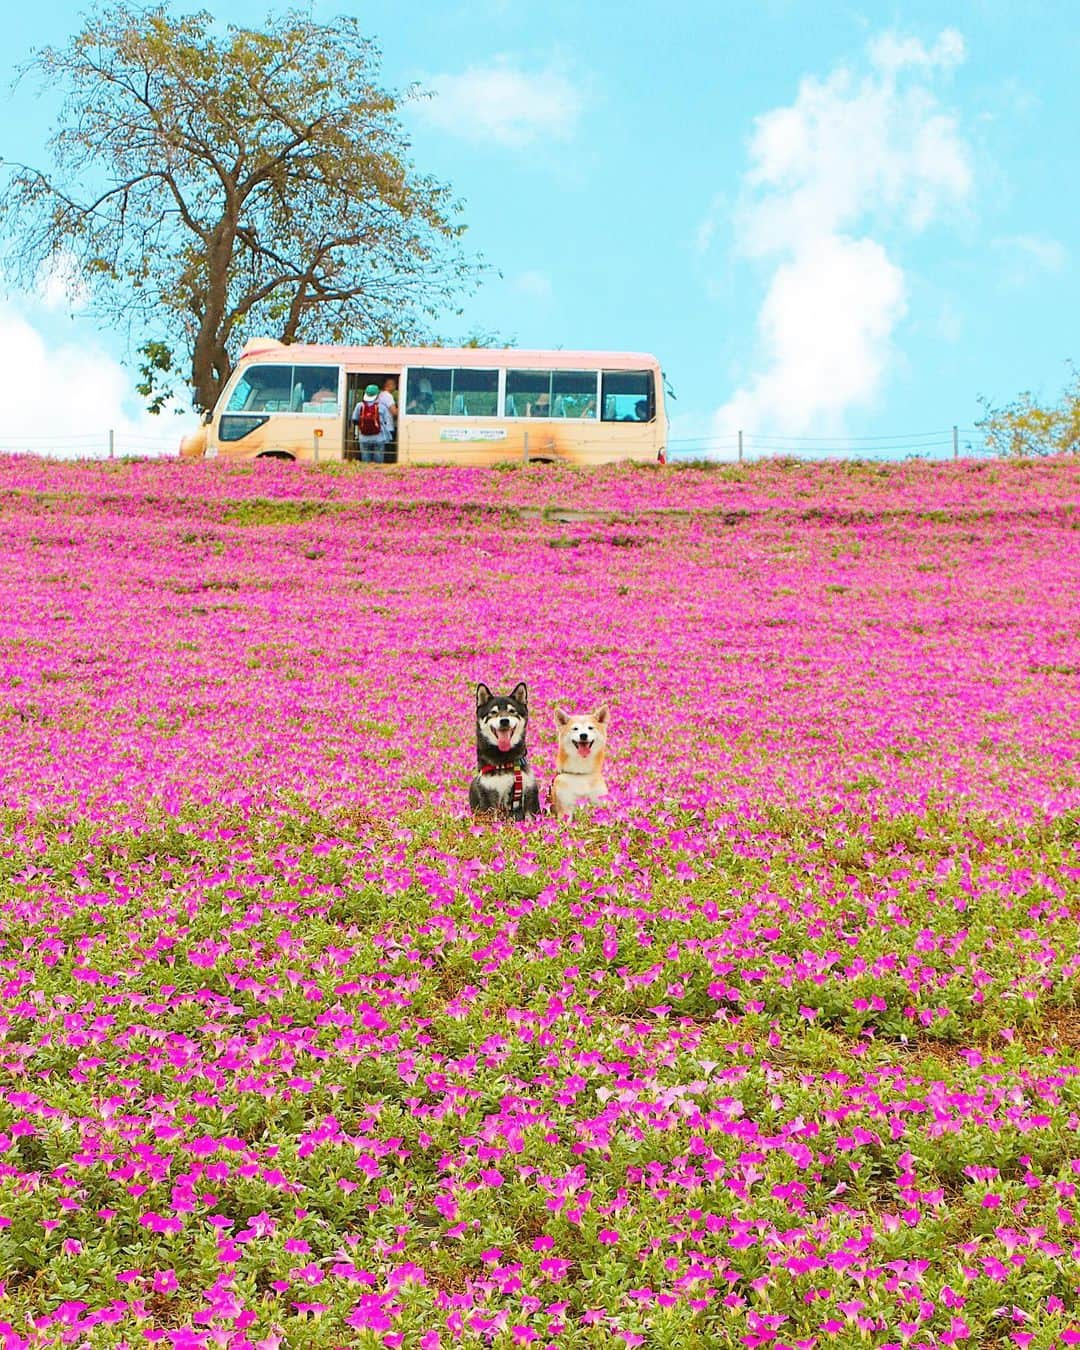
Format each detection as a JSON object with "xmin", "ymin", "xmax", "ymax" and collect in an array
[
  {"xmin": 738, "ymin": 430, "xmax": 743, "ymax": 464},
  {"xmin": 522, "ymin": 429, "xmax": 529, "ymax": 465},
  {"xmin": 108, "ymin": 429, "xmax": 114, "ymax": 460},
  {"xmin": 952, "ymin": 425, "xmax": 959, "ymax": 460},
  {"xmin": 312, "ymin": 428, "xmax": 321, "ymax": 465}
]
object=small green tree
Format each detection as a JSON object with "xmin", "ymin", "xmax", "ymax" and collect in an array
[
  {"xmin": 0, "ymin": 6, "xmax": 479, "ymax": 412},
  {"xmin": 977, "ymin": 365, "xmax": 1080, "ymax": 457},
  {"xmin": 134, "ymin": 340, "xmax": 179, "ymax": 416}
]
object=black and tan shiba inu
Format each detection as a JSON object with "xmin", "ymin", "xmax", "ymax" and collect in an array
[
  {"xmin": 551, "ymin": 704, "xmax": 610, "ymax": 819},
  {"xmin": 468, "ymin": 682, "xmax": 541, "ymax": 820}
]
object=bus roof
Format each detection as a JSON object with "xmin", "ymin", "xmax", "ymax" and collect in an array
[{"xmin": 238, "ymin": 339, "xmax": 660, "ymax": 370}]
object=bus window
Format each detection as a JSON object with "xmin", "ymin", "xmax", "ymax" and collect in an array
[
  {"xmin": 220, "ymin": 414, "xmax": 268, "ymax": 442},
  {"xmin": 450, "ymin": 368, "xmax": 498, "ymax": 416},
  {"xmin": 290, "ymin": 365, "xmax": 339, "ymax": 413},
  {"xmin": 407, "ymin": 368, "xmax": 450, "ymax": 415},
  {"xmin": 507, "ymin": 370, "xmax": 551, "ymax": 417},
  {"xmin": 552, "ymin": 370, "xmax": 598, "ymax": 419},
  {"xmin": 227, "ymin": 365, "xmax": 291, "ymax": 413},
  {"xmin": 226, "ymin": 364, "xmax": 339, "ymax": 414},
  {"xmin": 407, "ymin": 367, "xmax": 498, "ymax": 416},
  {"xmin": 602, "ymin": 370, "xmax": 654, "ymax": 422}
]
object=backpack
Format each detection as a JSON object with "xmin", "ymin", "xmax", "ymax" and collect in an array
[{"xmin": 357, "ymin": 397, "xmax": 382, "ymax": 437}]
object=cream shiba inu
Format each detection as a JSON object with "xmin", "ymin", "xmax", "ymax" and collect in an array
[{"xmin": 551, "ymin": 705, "xmax": 610, "ymax": 819}]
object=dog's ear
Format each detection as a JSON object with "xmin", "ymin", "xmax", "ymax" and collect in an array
[
  {"xmin": 511, "ymin": 681, "xmax": 528, "ymax": 707},
  {"xmin": 476, "ymin": 683, "xmax": 492, "ymax": 708},
  {"xmin": 553, "ymin": 706, "xmax": 570, "ymax": 728},
  {"xmin": 594, "ymin": 704, "xmax": 610, "ymax": 726}
]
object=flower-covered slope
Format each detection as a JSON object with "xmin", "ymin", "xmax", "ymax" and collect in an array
[{"xmin": 0, "ymin": 457, "xmax": 1077, "ymax": 1349}]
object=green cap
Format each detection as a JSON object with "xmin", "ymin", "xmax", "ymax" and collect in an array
[{"xmin": 364, "ymin": 383, "xmax": 379, "ymax": 397}]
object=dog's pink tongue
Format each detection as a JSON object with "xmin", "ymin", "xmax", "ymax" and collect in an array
[
  {"xmin": 576, "ymin": 742, "xmax": 592, "ymax": 758},
  {"xmin": 497, "ymin": 732, "xmax": 512, "ymax": 753}
]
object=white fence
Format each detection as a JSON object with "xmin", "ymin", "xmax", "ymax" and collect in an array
[
  {"xmin": 666, "ymin": 427, "xmax": 993, "ymax": 462},
  {"xmin": 0, "ymin": 425, "xmax": 996, "ymax": 463},
  {"xmin": 0, "ymin": 428, "xmax": 188, "ymax": 459}
]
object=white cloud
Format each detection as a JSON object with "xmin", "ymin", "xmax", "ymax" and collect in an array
[
  {"xmin": 512, "ymin": 270, "xmax": 553, "ymax": 300},
  {"xmin": 713, "ymin": 29, "xmax": 973, "ymax": 442},
  {"xmin": 35, "ymin": 250, "xmax": 92, "ymax": 314},
  {"xmin": 867, "ymin": 28, "xmax": 965, "ymax": 75},
  {"xmin": 694, "ymin": 193, "xmax": 727, "ymax": 258},
  {"xmin": 994, "ymin": 233, "xmax": 1068, "ymax": 286},
  {"xmin": 719, "ymin": 236, "xmax": 906, "ymax": 437},
  {"xmin": 0, "ymin": 302, "xmax": 195, "ymax": 457},
  {"xmin": 935, "ymin": 299, "xmax": 964, "ymax": 345},
  {"xmin": 417, "ymin": 56, "xmax": 586, "ymax": 148}
]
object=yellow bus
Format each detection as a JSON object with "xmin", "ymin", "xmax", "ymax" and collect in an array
[{"xmin": 179, "ymin": 339, "xmax": 667, "ymax": 465}]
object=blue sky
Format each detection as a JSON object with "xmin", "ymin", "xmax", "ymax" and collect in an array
[{"xmin": 1, "ymin": 0, "xmax": 1078, "ymax": 458}]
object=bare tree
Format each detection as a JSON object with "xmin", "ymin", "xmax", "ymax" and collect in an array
[{"xmin": 0, "ymin": 6, "xmax": 480, "ymax": 411}]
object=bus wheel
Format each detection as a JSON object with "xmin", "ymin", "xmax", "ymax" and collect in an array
[
  {"xmin": 256, "ymin": 451, "xmax": 295, "ymax": 461},
  {"xmin": 528, "ymin": 456, "xmax": 554, "ymax": 465}
]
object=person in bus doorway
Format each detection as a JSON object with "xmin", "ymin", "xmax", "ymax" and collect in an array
[
  {"xmin": 379, "ymin": 378, "xmax": 398, "ymax": 434},
  {"xmin": 378, "ymin": 377, "xmax": 399, "ymax": 462},
  {"xmin": 353, "ymin": 383, "xmax": 390, "ymax": 462}
]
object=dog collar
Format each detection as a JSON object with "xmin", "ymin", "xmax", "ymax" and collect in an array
[{"xmin": 478, "ymin": 755, "xmax": 528, "ymax": 774}]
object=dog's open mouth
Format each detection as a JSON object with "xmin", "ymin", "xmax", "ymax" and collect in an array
[
  {"xmin": 497, "ymin": 731, "xmax": 513, "ymax": 752},
  {"xmin": 575, "ymin": 740, "xmax": 593, "ymax": 757}
]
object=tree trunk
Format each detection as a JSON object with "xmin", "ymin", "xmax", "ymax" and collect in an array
[{"xmin": 190, "ymin": 215, "xmax": 238, "ymax": 411}]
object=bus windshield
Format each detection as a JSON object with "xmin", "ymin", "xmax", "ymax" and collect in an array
[{"xmin": 227, "ymin": 364, "xmax": 340, "ymax": 414}]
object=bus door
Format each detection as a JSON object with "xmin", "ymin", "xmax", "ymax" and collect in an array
[{"xmin": 346, "ymin": 371, "xmax": 401, "ymax": 462}]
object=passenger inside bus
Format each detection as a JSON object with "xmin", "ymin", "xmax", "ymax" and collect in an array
[{"xmin": 407, "ymin": 377, "xmax": 436, "ymax": 415}]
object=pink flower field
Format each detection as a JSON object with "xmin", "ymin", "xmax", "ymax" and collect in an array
[{"xmin": 0, "ymin": 454, "xmax": 1078, "ymax": 1349}]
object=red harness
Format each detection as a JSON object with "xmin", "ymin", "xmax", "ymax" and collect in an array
[{"xmin": 480, "ymin": 760, "xmax": 525, "ymax": 814}]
